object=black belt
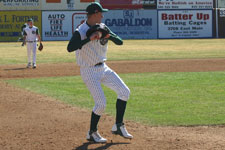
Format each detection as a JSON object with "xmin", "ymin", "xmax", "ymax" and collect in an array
[{"xmin": 95, "ymin": 62, "xmax": 104, "ymax": 66}]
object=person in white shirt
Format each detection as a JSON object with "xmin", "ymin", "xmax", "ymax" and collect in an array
[
  {"xmin": 67, "ymin": 2, "xmax": 133, "ymax": 143},
  {"xmin": 23, "ymin": 18, "xmax": 41, "ymax": 69}
]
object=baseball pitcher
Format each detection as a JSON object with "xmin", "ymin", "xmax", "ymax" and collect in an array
[{"xmin": 67, "ymin": 2, "xmax": 133, "ymax": 143}]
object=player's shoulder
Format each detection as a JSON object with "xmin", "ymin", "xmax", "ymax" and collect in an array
[
  {"xmin": 24, "ymin": 26, "xmax": 29, "ymax": 31},
  {"xmin": 77, "ymin": 21, "xmax": 89, "ymax": 35},
  {"xmin": 77, "ymin": 21, "xmax": 89, "ymax": 31},
  {"xmin": 32, "ymin": 25, "xmax": 39, "ymax": 29}
]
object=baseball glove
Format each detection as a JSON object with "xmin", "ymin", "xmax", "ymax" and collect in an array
[
  {"xmin": 86, "ymin": 23, "xmax": 109, "ymax": 39},
  {"xmin": 38, "ymin": 42, "xmax": 43, "ymax": 51}
]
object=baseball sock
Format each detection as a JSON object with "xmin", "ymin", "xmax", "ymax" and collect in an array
[
  {"xmin": 116, "ymin": 99, "xmax": 127, "ymax": 124},
  {"xmin": 90, "ymin": 111, "xmax": 100, "ymax": 132}
]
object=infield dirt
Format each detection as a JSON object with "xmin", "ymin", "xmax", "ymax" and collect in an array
[{"xmin": 1, "ymin": 59, "xmax": 225, "ymax": 150}]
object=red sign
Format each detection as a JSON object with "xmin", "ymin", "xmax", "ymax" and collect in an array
[
  {"xmin": 80, "ymin": 0, "xmax": 95, "ymax": 2},
  {"xmin": 46, "ymin": 0, "xmax": 61, "ymax": 3},
  {"xmin": 100, "ymin": 0, "xmax": 143, "ymax": 9}
]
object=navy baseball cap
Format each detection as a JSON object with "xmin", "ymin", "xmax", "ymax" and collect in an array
[{"xmin": 86, "ymin": 2, "xmax": 108, "ymax": 15}]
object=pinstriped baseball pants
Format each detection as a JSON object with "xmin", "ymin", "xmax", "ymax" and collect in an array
[
  {"xmin": 26, "ymin": 42, "xmax": 37, "ymax": 64},
  {"xmin": 80, "ymin": 63, "xmax": 130, "ymax": 116}
]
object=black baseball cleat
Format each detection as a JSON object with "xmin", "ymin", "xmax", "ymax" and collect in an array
[
  {"xmin": 111, "ymin": 123, "xmax": 133, "ymax": 139},
  {"xmin": 26, "ymin": 62, "xmax": 31, "ymax": 68},
  {"xmin": 86, "ymin": 130, "xmax": 107, "ymax": 143}
]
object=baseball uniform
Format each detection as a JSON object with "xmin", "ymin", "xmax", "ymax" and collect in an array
[
  {"xmin": 23, "ymin": 19, "xmax": 41, "ymax": 69},
  {"xmin": 67, "ymin": 2, "xmax": 133, "ymax": 143}
]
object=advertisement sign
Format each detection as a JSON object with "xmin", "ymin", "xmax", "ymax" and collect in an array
[
  {"xmin": 43, "ymin": 10, "xmax": 158, "ymax": 41},
  {"xmin": 220, "ymin": 9, "xmax": 225, "ymax": 17},
  {"xmin": 72, "ymin": 12, "xmax": 87, "ymax": 33},
  {"xmin": 218, "ymin": 0, "xmax": 225, "ymax": 8},
  {"xmin": 74, "ymin": 0, "xmax": 98, "ymax": 10},
  {"xmin": 102, "ymin": 10, "xmax": 157, "ymax": 39},
  {"xmin": 42, "ymin": 11, "xmax": 74, "ymax": 41},
  {"xmin": 157, "ymin": 0, "xmax": 213, "ymax": 9},
  {"xmin": 142, "ymin": 0, "xmax": 157, "ymax": 9},
  {"xmin": 100, "ymin": 0, "xmax": 143, "ymax": 9},
  {"xmin": 0, "ymin": 0, "xmax": 41, "ymax": 10},
  {"xmin": 42, "ymin": 0, "xmax": 99, "ymax": 10},
  {"xmin": 158, "ymin": 10, "xmax": 212, "ymax": 38},
  {"xmin": 0, "ymin": 11, "xmax": 42, "ymax": 42}
]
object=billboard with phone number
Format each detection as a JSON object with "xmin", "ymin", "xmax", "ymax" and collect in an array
[
  {"xmin": 157, "ymin": 0, "xmax": 213, "ymax": 9},
  {"xmin": 158, "ymin": 10, "xmax": 212, "ymax": 39}
]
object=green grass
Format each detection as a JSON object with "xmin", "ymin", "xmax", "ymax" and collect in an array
[
  {"xmin": 0, "ymin": 41, "xmax": 75, "ymax": 65},
  {"xmin": 1, "ymin": 39, "xmax": 225, "ymax": 65},
  {"xmin": 6, "ymin": 71, "xmax": 225, "ymax": 126}
]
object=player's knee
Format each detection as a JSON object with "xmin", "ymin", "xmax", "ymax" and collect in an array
[
  {"xmin": 118, "ymin": 87, "xmax": 130, "ymax": 101},
  {"xmin": 93, "ymin": 104, "xmax": 106, "ymax": 115}
]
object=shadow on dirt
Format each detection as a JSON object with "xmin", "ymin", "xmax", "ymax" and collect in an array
[
  {"xmin": 4, "ymin": 67, "xmax": 27, "ymax": 71},
  {"xmin": 74, "ymin": 141, "xmax": 130, "ymax": 150}
]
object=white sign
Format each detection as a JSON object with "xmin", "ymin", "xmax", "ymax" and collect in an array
[
  {"xmin": 42, "ymin": 11, "xmax": 73, "ymax": 41},
  {"xmin": 42, "ymin": 0, "xmax": 99, "ymax": 10},
  {"xmin": 157, "ymin": 0, "xmax": 213, "ymax": 9},
  {"xmin": 218, "ymin": 0, "xmax": 225, "ymax": 8},
  {"xmin": 102, "ymin": 10, "xmax": 158, "ymax": 39},
  {"xmin": 72, "ymin": 12, "xmax": 87, "ymax": 33},
  {"xmin": 220, "ymin": 9, "xmax": 225, "ymax": 17},
  {"xmin": 0, "ymin": 0, "xmax": 41, "ymax": 10},
  {"xmin": 158, "ymin": 10, "xmax": 212, "ymax": 38}
]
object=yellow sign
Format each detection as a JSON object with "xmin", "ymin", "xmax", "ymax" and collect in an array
[{"xmin": 0, "ymin": 11, "xmax": 42, "ymax": 42}]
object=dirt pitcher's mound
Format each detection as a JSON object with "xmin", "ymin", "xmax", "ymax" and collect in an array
[
  {"xmin": 1, "ymin": 59, "xmax": 225, "ymax": 150},
  {"xmin": 0, "ymin": 82, "xmax": 225, "ymax": 150},
  {"xmin": 1, "ymin": 58, "xmax": 225, "ymax": 79}
]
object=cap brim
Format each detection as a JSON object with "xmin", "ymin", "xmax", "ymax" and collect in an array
[{"xmin": 102, "ymin": 9, "xmax": 108, "ymax": 12}]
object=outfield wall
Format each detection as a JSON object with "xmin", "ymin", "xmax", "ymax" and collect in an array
[{"xmin": 1, "ymin": 0, "xmax": 225, "ymax": 41}]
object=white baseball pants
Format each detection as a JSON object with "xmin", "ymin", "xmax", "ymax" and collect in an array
[
  {"xmin": 80, "ymin": 63, "xmax": 130, "ymax": 116},
  {"xmin": 26, "ymin": 42, "xmax": 37, "ymax": 64}
]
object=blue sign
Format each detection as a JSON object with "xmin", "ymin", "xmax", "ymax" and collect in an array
[{"xmin": 102, "ymin": 10, "xmax": 158, "ymax": 39}]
